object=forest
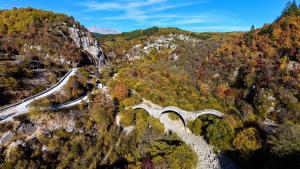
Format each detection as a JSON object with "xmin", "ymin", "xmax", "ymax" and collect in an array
[
  {"xmin": 0, "ymin": 7, "xmax": 197, "ymax": 169},
  {"xmin": 102, "ymin": 1, "xmax": 300, "ymax": 168},
  {"xmin": 0, "ymin": 1, "xmax": 300, "ymax": 169}
]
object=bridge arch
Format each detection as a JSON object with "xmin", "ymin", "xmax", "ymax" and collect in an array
[
  {"xmin": 133, "ymin": 107, "xmax": 152, "ymax": 115},
  {"xmin": 188, "ymin": 109, "xmax": 224, "ymax": 121},
  {"xmin": 159, "ymin": 110, "xmax": 187, "ymax": 127},
  {"xmin": 132, "ymin": 104, "xmax": 159, "ymax": 118},
  {"xmin": 131, "ymin": 104, "xmax": 225, "ymax": 128}
]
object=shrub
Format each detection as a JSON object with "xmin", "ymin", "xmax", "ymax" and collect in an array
[
  {"xmin": 224, "ymin": 115, "xmax": 244, "ymax": 129},
  {"xmin": 0, "ymin": 77, "xmax": 18, "ymax": 90},
  {"xmin": 146, "ymin": 134, "xmax": 197, "ymax": 169},
  {"xmin": 111, "ymin": 82, "xmax": 129, "ymax": 101},
  {"xmin": 121, "ymin": 96, "xmax": 141, "ymax": 107},
  {"xmin": 267, "ymin": 123, "xmax": 300, "ymax": 156},
  {"xmin": 89, "ymin": 92, "xmax": 115, "ymax": 129},
  {"xmin": 233, "ymin": 127, "xmax": 262, "ymax": 152},
  {"xmin": 119, "ymin": 109, "xmax": 134, "ymax": 127},
  {"xmin": 188, "ymin": 118, "xmax": 203, "ymax": 136},
  {"xmin": 206, "ymin": 119, "xmax": 235, "ymax": 150},
  {"xmin": 29, "ymin": 97, "xmax": 51, "ymax": 109}
]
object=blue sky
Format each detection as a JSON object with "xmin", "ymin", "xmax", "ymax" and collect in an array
[{"xmin": 0, "ymin": 0, "xmax": 293, "ymax": 32}]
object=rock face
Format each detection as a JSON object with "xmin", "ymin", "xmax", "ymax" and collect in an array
[
  {"xmin": 125, "ymin": 34, "xmax": 201, "ymax": 61},
  {"xmin": 17, "ymin": 123, "xmax": 36, "ymax": 135},
  {"xmin": 68, "ymin": 25, "xmax": 106, "ymax": 67},
  {"xmin": 0, "ymin": 131, "xmax": 14, "ymax": 145}
]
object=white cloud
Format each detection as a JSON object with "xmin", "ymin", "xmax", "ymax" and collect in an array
[
  {"xmin": 79, "ymin": 0, "xmax": 246, "ymax": 32},
  {"xmin": 80, "ymin": 0, "xmax": 167, "ymax": 23},
  {"xmin": 150, "ymin": 1, "xmax": 207, "ymax": 13},
  {"xmin": 126, "ymin": 0, "xmax": 168, "ymax": 8},
  {"xmin": 103, "ymin": 13, "xmax": 233, "ymax": 28},
  {"xmin": 88, "ymin": 26, "xmax": 121, "ymax": 34},
  {"xmin": 80, "ymin": 0, "xmax": 168, "ymax": 11},
  {"xmin": 81, "ymin": 1, "xmax": 122, "ymax": 11},
  {"xmin": 80, "ymin": 0, "xmax": 206, "ymax": 23},
  {"xmin": 186, "ymin": 25, "xmax": 250, "ymax": 32},
  {"xmin": 172, "ymin": 14, "xmax": 235, "ymax": 25}
]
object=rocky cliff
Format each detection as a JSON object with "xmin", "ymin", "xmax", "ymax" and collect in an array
[
  {"xmin": 0, "ymin": 8, "xmax": 106, "ymax": 105},
  {"xmin": 0, "ymin": 8, "xmax": 106, "ymax": 68},
  {"xmin": 68, "ymin": 25, "xmax": 106, "ymax": 67}
]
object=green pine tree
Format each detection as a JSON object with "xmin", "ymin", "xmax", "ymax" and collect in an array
[{"xmin": 282, "ymin": 0, "xmax": 300, "ymax": 17}]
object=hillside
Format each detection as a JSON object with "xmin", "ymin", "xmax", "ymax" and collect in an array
[
  {"xmin": 0, "ymin": 8, "xmax": 105, "ymax": 106},
  {"xmin": 99, "ymin": 27, "xmax": 241, "ymax": 66},
  {"xmin": 201, "ymin": 3, "xmax": 300, "ymax": 124},
  {"xmin": 0, "ymin": 8, "xmax": 199, "ymax": 169},
  {"xmin": 102, "ymin": 3, "xmax": 300, "ymax": 169},
  {"xmin": 0, "ymin": 3, "xmax": 300, "ymax": 169},
  {"xmin": 190, "ymin": 3, "xmax": 300, "ymax": 168}
]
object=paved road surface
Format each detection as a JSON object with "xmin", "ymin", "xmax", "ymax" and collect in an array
[{"xmin": 0, "ymin": 69, "xmax": 77, "ymax": 122}]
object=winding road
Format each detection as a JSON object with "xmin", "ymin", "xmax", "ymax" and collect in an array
[
  {"xmin": 0, "ymin": 66, "xmax": 278, "ymax": 169},
  {"xmin": 46, "ymin": 95, "xmax": 89, "ymax": 111},
  {"xmin": 0, "ymin": 68, "xmax": 77, "ymax": 122},
  {"xmin": 0, "ymin": 68, "xmax": 238, "ymax": 168}
]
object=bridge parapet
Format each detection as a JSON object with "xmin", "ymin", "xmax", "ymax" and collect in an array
[
  {"xmin": 188, "ymin": 109, "xmax": 224, "ymax": 121},
  {"xmin": 132, "ymin": 104, "xmax": 161, "ymax": 118},
  {"xmin": 131, "ymin": 103, "xmax": 224, "ymax": 127}
]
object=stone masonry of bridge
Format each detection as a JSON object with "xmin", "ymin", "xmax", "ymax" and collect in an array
[
  {"xmin": 132, "ymin": 100, "xmax": 225, "ymax": 127},
  {"xmin": 131, "ymin": 100, "xmax": 237, "ymax": 169}
]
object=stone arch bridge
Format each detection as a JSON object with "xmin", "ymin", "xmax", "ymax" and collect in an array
[{"xmin": 132, "ymin": 102, "xmax": 224, "ymax": 127}]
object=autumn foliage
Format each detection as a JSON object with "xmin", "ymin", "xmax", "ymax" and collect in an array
[{"xmin": 111, "ymin": 82, "xmax": 129, "ymax": 101}]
